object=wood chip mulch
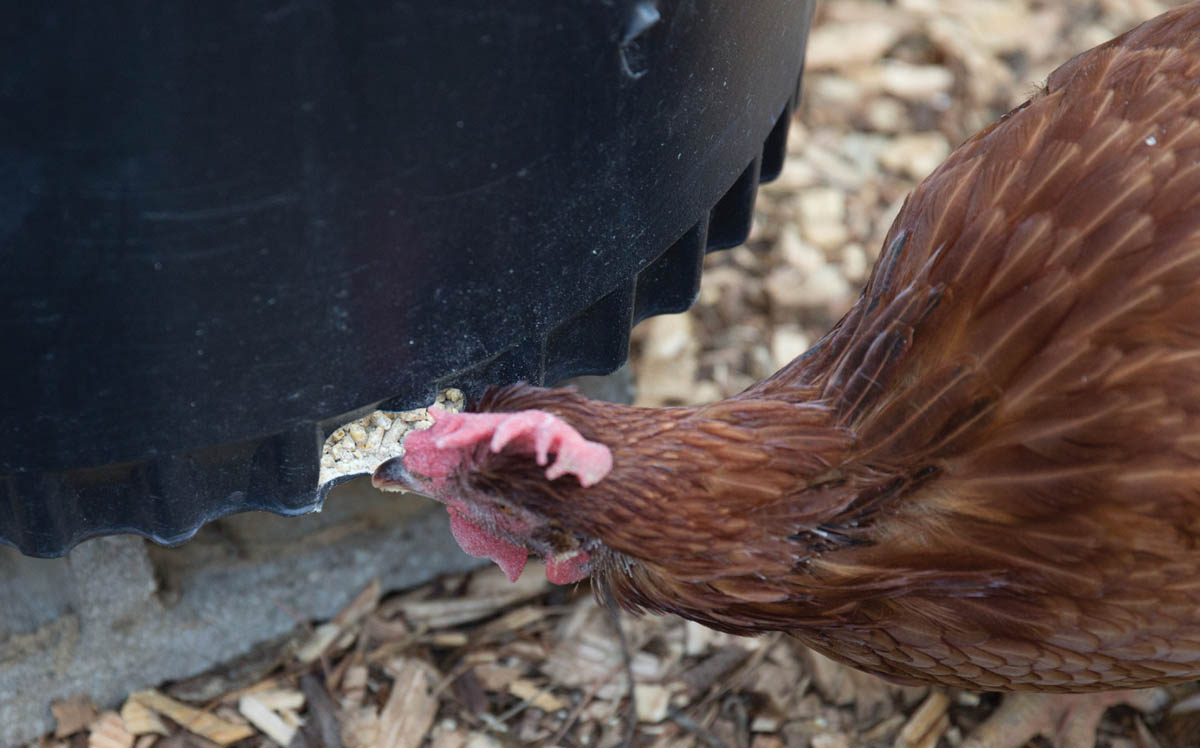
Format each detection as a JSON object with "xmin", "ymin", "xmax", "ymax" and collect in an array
[{"xmin": 42, "ymin": 567, "xmax": 1200, "ymax": 748}]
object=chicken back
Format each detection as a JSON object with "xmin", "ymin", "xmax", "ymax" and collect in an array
[{"xmin": 375, "ymin": 3, "xmax": 1200, "ymax": 692}]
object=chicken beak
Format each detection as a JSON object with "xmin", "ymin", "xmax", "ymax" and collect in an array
[{"xmin": 371, "ymin": 456, "xmax": 423, "ymax": 494}]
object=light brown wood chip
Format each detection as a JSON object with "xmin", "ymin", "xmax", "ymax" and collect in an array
[
  {"xmin": 508, "ymin": 679, "xmax": 567, "ymax": 713},
  {"xmin": 51, "ymin": 694, "xmax": 98, "ymax": 738},
  {"xmin": 129, "ymin": 690, "xmax": 254, "ymax": 746},
  {"xmin": 896, "ymin": 690, "xmax": 951, "ymax": 748},
  {"xmin": 376, "ymin": 658, "xmax": 439, "ymax": 748},
  {"xmin": 237, "ymin": 693, "xmax": 296, "ymax": 746},
  {"xmin": 118, "ymin": 699, "xmax": 169, "ymax": 737},
  {"xmin": 86, "ymin": 712, "xmax": 133, "ymax": 748}
]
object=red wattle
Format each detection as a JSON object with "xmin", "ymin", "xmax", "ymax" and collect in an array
[{"xmin": 446, "ymin": 504, "xmax": 528, "ymax": 582}]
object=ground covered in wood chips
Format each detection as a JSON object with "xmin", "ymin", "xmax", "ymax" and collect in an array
[{"xmin": 39, "ymin": 1, "xmax": 1200, "ymax": 747}]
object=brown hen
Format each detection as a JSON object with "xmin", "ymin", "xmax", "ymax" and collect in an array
[{"xmin": 376, "ymin": 4, "xmax": 1200, "ymax": 745}]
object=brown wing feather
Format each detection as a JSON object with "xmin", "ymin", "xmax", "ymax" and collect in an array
[{"xmin": 765, "ymin": 3, "xmax": 1200, "ymax": 689}]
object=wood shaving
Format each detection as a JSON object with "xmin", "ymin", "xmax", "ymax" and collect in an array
[
  {"xmin": 128, "ymin": 691, "xmax": 253, "ymax": 746},
  {"xmin": 506, "ymin": 679, "xmax": 567, "ymax": 713},
  {"xmin": 295, "ymin": 622, "xmax": 342, "ymax": 665},
  {"xmin": 86, "ymin": 713, "xmax": 133, "ymax": 748},
  {"xmin": 340, "ymin": 707, "xmax": 381, "ymax": 748},
  {"xmin": 132, "ymin": 735, "xmax": 158, "ymax": 748},
  {"xmin": 399, "ymin": 564, "xmax": 549, "ymax": 629},
  {"xmin": 897, "ymin": 690, "xmax": 951, "ymax": 748},
  {"xmin": 341, "ymin": 664, "xmax": 369, "ymax": 709},
  {"xmin": 633, "ymin": 684, "xmax": 673, "ymax": 723},
  {"xmin": 236, "ymin": 694, "xmax": 295, "ymax": 746},
  {"xmin": 377, "ymin": 658, "xmax": 439, "ymax": 748},
  {"xmin": 51, "ymin": 694, "xmax": 98, "ymax": 738},
  {"xmin": 118, "ymin": 700, "xmax": 169, "ymax": 737}
]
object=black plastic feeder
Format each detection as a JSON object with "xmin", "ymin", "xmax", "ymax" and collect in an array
[{"xmin": 1, "ymin": 0, "xmax": 815, "ymax": 556}]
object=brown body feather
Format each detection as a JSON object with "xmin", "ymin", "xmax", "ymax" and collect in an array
[{"xmin": 470, "ymin": 4, "xmax": 1200, "ymax": 692}]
